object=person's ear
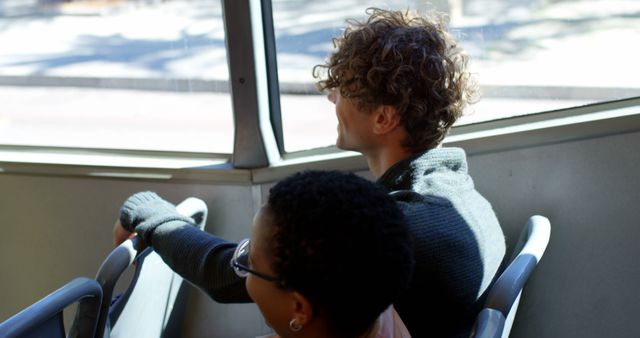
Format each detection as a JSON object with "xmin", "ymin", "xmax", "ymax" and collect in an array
[
  {"xmin": 290, "ymin": 291, "xmax": 313, "ymax": 330},
  {"xmin": 372, "ymin": 105, "xmax": 401, "ymax": 135}
]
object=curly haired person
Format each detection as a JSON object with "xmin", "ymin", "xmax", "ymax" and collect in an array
[{"xmin": 114, "ymin": 8, "xmax": 505, "ymax": 337}]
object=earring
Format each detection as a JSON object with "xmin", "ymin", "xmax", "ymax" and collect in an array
[{"xmin": 289, "ymin": 318, "xmax": 303, "ymax": 332}]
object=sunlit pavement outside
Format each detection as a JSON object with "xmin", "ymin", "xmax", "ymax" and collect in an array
[{"xmin": 0, "ymin": 0, "xmax": 638, "ymax": 154}]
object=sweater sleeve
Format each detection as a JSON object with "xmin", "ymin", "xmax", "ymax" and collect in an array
[{"xmin": 119, "ymin": 191, "xmax": 251, "ymax": 303}]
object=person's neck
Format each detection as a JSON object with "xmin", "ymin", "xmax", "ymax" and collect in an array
[
  {"xmin": 364, "ymin": 146, "xmax": 414, "ymax": 179},
  {"xmin": 358, "ymin": 319, "xmax": 380, "ymax": 338},
  {"xmin": 294, "ymin": 325, "xmax": 376, "ymax": 338},
  {"xmin": 289, "ymin": 322, "xmax": 364, "ymax": 338}
]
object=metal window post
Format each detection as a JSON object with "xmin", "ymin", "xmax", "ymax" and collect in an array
[{"xmin": 222, "ymin": 0, "xmax": 281, "ymax": 168}]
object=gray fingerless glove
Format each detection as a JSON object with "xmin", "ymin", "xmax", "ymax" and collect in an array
[{"xmin": 119, "ymin": 191, "xmax": 194, "ymax": 244}]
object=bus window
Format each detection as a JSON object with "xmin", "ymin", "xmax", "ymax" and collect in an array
[
  {"xmin": 273, "ymin": 0, "xmax": 640, "ymax": 152},
  {"xmin": 0, "ymin": 0, "xmax": 233, "ymax": 154}
]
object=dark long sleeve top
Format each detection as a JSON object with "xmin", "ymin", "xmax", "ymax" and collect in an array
[
  {"xmin": 377, "ymin": 147, "xmax": 505, "ymax": 337},
  {"xmin": 119, "ymin": 147, "xmax": 506, "ymax": 337},
  {"xmin": 119, "ymin": 192, "xmax": 251, "ymax": 303}
]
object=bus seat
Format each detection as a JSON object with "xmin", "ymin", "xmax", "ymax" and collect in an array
[
  {"xmin": 471, "ymin": 308, "xmax": 505, "ymax": 338},
  {"xmin": 470, "ymin": 215, "xmax": 551, "ymax": 338},
  {"xmin": 0, "ymin": 277, "xmax": 102, "ymax": 338},
  {"xmin": 93, "ymin": 197, "xmax": 208, "ymax": 338}
]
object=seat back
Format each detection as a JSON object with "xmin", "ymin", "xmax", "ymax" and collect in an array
[
  {"xmin": 470, "ymin": 215, "xmax": 551, "ymax": 338},
  {"xmin": 93, "ymin": 197, "xmax": 208, "ymax": 338},
  {"xmin": 0, "ymin": 277, "xmax": 102, "ymax": 338},
  {"xmin": 471, "ymin": 308, "xmax": 505, "ymax": 338}
]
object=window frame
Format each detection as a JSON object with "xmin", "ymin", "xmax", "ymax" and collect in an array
[{"xmin": 0, "ymin": 0, "xmax": 639, "ymax": 179}]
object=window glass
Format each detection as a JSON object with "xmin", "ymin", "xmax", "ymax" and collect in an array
[
  {"xmin": 273, "ymin": 0, "xmax": 640, "ymax": 152},
  {"xmin": 0, "ymin": 0, "xmax": 233, "ymax": 153}
]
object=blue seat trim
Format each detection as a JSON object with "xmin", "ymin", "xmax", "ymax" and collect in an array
[{"xmin": 0, "ymin": 277, "xmax": 102, "ymax": 338}]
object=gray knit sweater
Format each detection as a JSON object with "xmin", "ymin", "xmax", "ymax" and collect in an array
[
  {"xmin": 120, "ymin": 147, "xmax": 505, "ymax": 337},
  {"xmin": 377, "ymin": 147, "xmax": 505, "ymax": 337}
]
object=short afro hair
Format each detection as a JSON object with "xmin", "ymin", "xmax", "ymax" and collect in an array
[
  {"xmin": 266, "ymin": 170, "xmax": 413, "ymax": 337},
  {"xmin": 314, "ymin": 8, "xmax": 478, "ymax": 152}
]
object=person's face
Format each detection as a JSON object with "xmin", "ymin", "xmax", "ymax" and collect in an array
[
  {"xmin": 245, "ymin": 207, "xmax": 296, "ymax": 337},
  {"xmin": 327, "ymin": 89, "xmax": 377, "ymax": 153}
]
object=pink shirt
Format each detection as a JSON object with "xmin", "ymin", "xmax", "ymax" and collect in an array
[
  {"xmin": 256, "ymin": 306, "xmax": 411, "ymax": 338},
  {"xmin": 367, "ymin": 306, "xmax": 412, "ymax": 338}
]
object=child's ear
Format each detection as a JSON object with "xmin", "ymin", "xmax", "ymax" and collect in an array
[{"xmin": 373, "ymin": 105, "xmax": 401, "ymax": 135}]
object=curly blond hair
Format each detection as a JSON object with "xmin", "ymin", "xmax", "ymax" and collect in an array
[{"xmin": 314, "ymin": 8, "xmax": 478, "ymax": 152}]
